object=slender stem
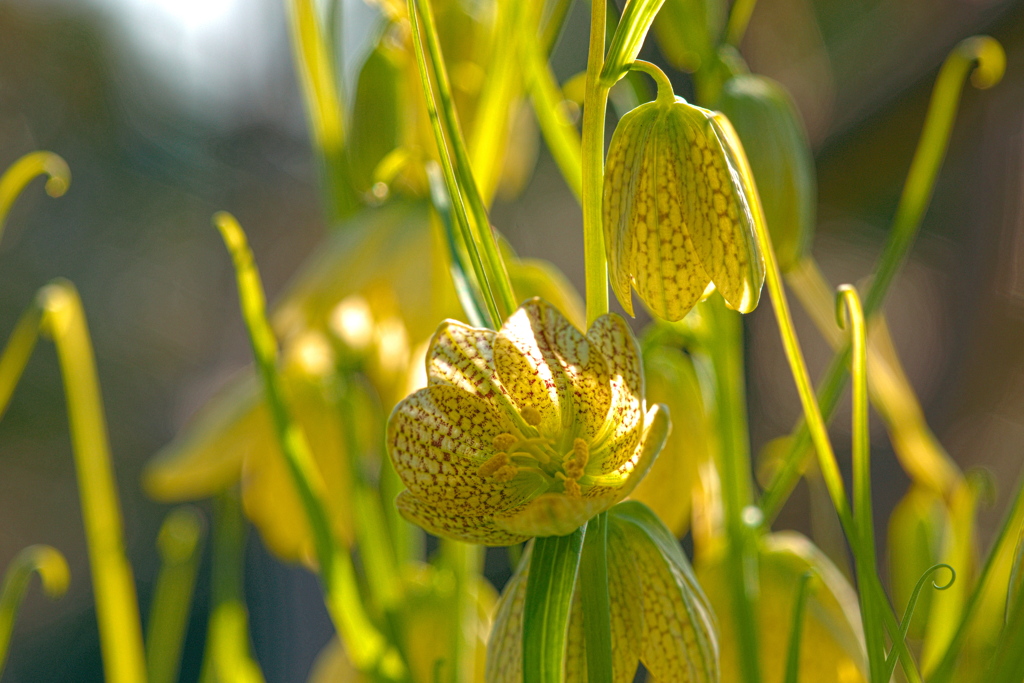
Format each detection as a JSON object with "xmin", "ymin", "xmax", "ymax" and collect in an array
[
  {"xmin": 628, "ymin": 59, "xmax": 675, "ymax": 105},
  {"xmin": 0, "ymin": 545, "xmax": 69, "ymax": 677},
  {"xmin": 213, "ymin": 213, "xmax": 402, "ymax": 680},
  {"xmin": 36, "ymin": 280, "xmax": 148, "ymax": 683},
  {"xmin": 837, "ymin": 286, "xmax": 885, "ymax": 683},
  {"xmin": 758, "ymin": 35, "xmax": 1005, "ymax": 522},
  {"xmin": 440, "ymin": 540, "xmax": 482, "ymax": 683},
  {"xmin": 580, "ymin": 512, "xmax": 613, "ymax": 683},
  {"xmin": 705, "ymin": 297, "xmax": 760, "ymax": 683},
  {"xmin": 0, "ymin": 151, "xmax": 70, "ymax": 244},
  {"xmin": 146, "ymin": 508, "xmax": 205, "ymax": 683},
  {"xmin": 414, "ymin": 0, "xmax": 516, "ymax": 319},
  {"xmin": 582, "ymin": 0, "xmax": 609, "ymax": 326}
]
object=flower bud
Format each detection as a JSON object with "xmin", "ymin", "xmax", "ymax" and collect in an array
[
  {"xmin": 716, "ymin": 74, "xmax": 816, "ymax": 272},
  {"xmin": 603, "ymin": 92, "xmax": 765, "ymax": 321}
]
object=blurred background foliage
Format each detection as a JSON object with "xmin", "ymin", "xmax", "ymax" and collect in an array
[{"xmin": 0, "ymin": 0, "xmax": 1023, "ymax": 680}]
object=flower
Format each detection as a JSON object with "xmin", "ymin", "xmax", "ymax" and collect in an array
[
  {"xmin": 697, "ymin": 531, "xmax": 868, "ymax": 683},
  {"xmin": 603, "ymin": 90, "xmax": 765, "ymax": 321},
  {"xmin": 485, "ymin": 501, "xmax": 719, "ymax": 682},
  {"xmin": 387, "ymin": 298, "xmax": 669, "ymax": 545}
]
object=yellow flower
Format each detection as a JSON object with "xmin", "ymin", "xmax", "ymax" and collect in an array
[
  {"xmin": 697, "ymin": 531, "xmax": 868, "ymax": 683},
  {"xmin": 388, "ymin": 299, "xmax": 669, "ymax": 545},
  {"xmin": 603, "ymin": 92, "xmax": 765, "ymax": 321},
  {"xmin": 485, "ymin": 501, "xmax": 718, "ymax": 682}
]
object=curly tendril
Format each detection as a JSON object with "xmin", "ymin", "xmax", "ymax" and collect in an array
[
  {"xmin": 0, "ymin": 151, "xmax": 70, "ymax": 245},
  {"xmin": 884, "ymin": 563, "xmax": 956, "ymax": 681},
  {"xmin": 0, "ymin": 545, "xmax": 71, "ymax": 677}
]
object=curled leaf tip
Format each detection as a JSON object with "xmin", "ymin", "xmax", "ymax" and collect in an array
[
  {"xmin": 157, "ymin": 507, "xmax": 205, "ymax": 565},
  {"xmin": 0, "ymin": 152, "xmax": 71, "ymax": 239},
  {"xmin": 212, "ymin": 211, "xmax": 246, "ymax": 252},
  {"xmin": 834, "ymin": 284, "xmax": 860, "ymax": 330},
  {"xmin": 21, "ymin": 545, "xmax": 71, "ymax": 599},
  {"xmin": 957, "ymin": 36, "xmax": 1005, "ymax": 90}
]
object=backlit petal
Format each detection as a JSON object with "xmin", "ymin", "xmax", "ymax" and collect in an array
[{"xmin": 586, "ymin": 314, "xmax": 645, "ymax": 471}]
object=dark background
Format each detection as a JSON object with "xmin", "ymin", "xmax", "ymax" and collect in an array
[{"xmin": 1, "ymin": 0, "xmax": 1023, "ymax": 680}]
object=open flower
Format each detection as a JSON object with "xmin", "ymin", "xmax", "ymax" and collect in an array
[{"xmin": 387, "ymin": 298, "xmax": 669, "ymax": 545}]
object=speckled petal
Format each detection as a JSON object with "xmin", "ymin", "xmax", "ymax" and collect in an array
[
  {"xmin": 677, "ymin": 106, "xmax": 763, "ymax": 314},
  {"xmin": 388, "ymin": 385, "xmax": 538, "ymax": 514},
  {"xmin": 427, "ymin": 321, "xmax": 516, "ymax": 415},
  {"xmin": 630, "ymin": 106, "xmax": 713, "ymax": 322},
  {"xmin": 587, "ymin": 404, "xmax": 669, "ymax": 501},
  {"xmin": 612, "ymin": 504, "xmax": 718, "ymax": 683},
  {"xmin": 395, "ymin": 491, "xmax": 530, "ymax": 546},
  {"xmin": 585, "ymin": 314, "xmax": 645, "ymax": 471},
  {"xmin": 494, "ymin": 299, "xmax": 612, "ymax": 439}
]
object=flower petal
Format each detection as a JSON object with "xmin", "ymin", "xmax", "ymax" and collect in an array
[
  {"xmin": 587, "ymin": 404, "xmax": 669, "ymax": 502},
  {"xmin": 395, "ymin": 491, "xmax": 530, "ymax": 546},
  {"xmin": 494, "ymin": 299, "xmax": 612, "ymax": 439},
  {"xmin": 388, "ymin": 385, "xmax": 538, "ymax": 514},
  {"xmin": 585, "ymin": 314, "xmax": 645, "ymax": 472},
  {"xmin": 427, "ymin": 321, "xmax": 516, "ymax": 415},
  {"xmin": 628, "ymin": 106, "xmax": 713, "ymax": 322},
  {"xmin": 611, "ymin": 503, "xmax": 719, "ymax": 683}
]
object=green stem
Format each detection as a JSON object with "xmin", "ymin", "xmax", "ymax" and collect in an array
[
  {"xmin": 146, "ymin": 507, "xmax": 205, "ymax": 683},
  {"xmin": 837, "ymin": 286, "xmax": 885, "ymax": 683},
  {"xmin": 0, "ymin": 151, "xmax": 70, "ymax": 243},
  {"xmin": 582, "ymin": 0, "xmax": 609, "ymax": 326},
  {"xmin": 0, "ymin": 545, "xmax": 69, "ymax": 678},
  {"xmin": 580, "ymin": 512, "xmax": 613, "ymax": 683},
  {"xmin": 628, "ymin": 60, "xmax": 675, "ymax": 105},
  {"xmin": 35, "ymin": 281, "xmax": 149, "ymax": 683},
  {"xmin": 213, "ymin": 213, "xmax": 403, "ymax": 680},
  {"xmin": 413, "ymin": 0, "xmax": 516, "ymax": 320},
  {"xmin": 0, "ymin": 305, "xmax": 43, "ymax": 421},
  {"xmin": 705, "ymin": 296, "xmax": 760, "ymax": 683},
  {"xmin": 440, "ymin": 540, "xmax": 482, "ymax": 683},
  {"xmin": 758, "ymin": 35, "xmax": 1005, "ymax": 522},
  {"xmin": 523, "ymin": 529, "xmax": 586, "ymax": 683}
]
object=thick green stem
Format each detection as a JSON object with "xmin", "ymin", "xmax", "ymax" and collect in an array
[
  {"xmin": 580, "ymin": 512, "xmax": 613, "ymax": 683},
  {"xmin": 582, "ymin": 0, "xmax": 610, "ymax": 326}
]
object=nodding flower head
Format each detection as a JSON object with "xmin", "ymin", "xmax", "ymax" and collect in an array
[
  {"xmin": 603, "ymin": 91, "xmax": 766, "ymax": 321},
  {"xmin": 387, "ymin": 298, "xmax": 669, "ymax": 545}
]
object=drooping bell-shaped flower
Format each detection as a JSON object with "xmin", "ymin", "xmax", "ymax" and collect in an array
[
  {"xmin": 697, "ymin": 531, "xmax": 868, "ymax": 683},
  {"xmin": 486, "ymin": 501, "xmax": 718, "ymax": 682},
  {"xmin": 387, "ymin": 299, "xmax": 669, "ymax": 545},
  {"xmin": 603, "ymin": 77, "xmax": 766, "ymax": 321}
]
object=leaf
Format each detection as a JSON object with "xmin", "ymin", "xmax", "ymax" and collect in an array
[{"xmin": 601, "ymin": 0, "xmax": 667, "ymax": 86}]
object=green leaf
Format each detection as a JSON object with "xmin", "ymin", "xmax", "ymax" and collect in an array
[
  {"xmin": 523, "ymin": 528, "xmax": 586, "ymax": 683},
  {"xmin": 580, "ymin": 513, "xmax": 613, "ymax": 683},
  {"xmin": 600, "ymin": 0, "xmax": 666, "ymax": 87}
]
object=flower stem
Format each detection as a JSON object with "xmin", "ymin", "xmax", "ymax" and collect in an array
[{"xmin": 582, "ymin": 0, "xmax": 609, "ymax": 326}]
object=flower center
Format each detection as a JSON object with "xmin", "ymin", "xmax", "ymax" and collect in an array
[{"xmin": 477, "ymin": 412, "xmax": 590, "ymax": 497}]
